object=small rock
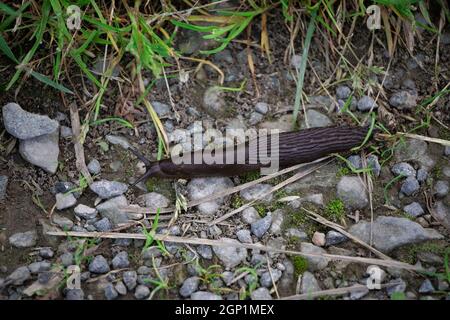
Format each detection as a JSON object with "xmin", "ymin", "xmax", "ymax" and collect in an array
[
  {"xmin": 337, "ymin": 176, "xmax": 369, "ymax": 209},
  {"xmin": 251, "ymin": 214, "xmax": 272, "ymax": 238},
  {"xmin": 300, "ymin": 242, "xmax": 329, "ymax": 271},
  {"xmin": 179, "ymin": 277, "xmax": 200, "ymax": 298},
  {"xmin": 191, "ymin": 291, "xmax": 222, "ymax": 300},
  {"xmin": 60, "ymin": 126, "xmax": 72, "ymax": 138},
  {"xmin": 444, "ymin": 146, "xmax": 450, "ymax": 156},
  {"xmin": 105, "ymin": 135, "xmax": 131, "ymax": 150},
  {"xmin": 134, "ymin": 285, "xmax": 150, "ymax": 299},
  {"xmin": 28, "ymin": 261, "xmax": 51, "ymax": 274},
  {"xmin": 96, "ymin": 195, "xmax": 130, "ymax": 226},
  {"xmin": 55, "ymin": 193, "xmax": 77, "ymax": 210},
  {"xmin": 19, "ymin": 130, "xmax": 59, "ymax": 174},
  {"xmin": 394, "ymin": 138, "xmax": 435, "ymax": 170},
  {"xmin": 94, "ymin": 217, "xmax": 112, "ymax": 232},
  {"xmin": 312, "ymin": 232, "xmax": 326, "ymax": 247},
  {"xmin": 255, "ymin": 102, "xmax": 269, "ymax": 114},
  {"xmin": 249, "ymin": 112, "xmax": 263, "ymax": 125},
  {"xmin": 347, "ymin": 155, "xmax": 362, "ymax": 169},
  {"xmin": 291, "ymin": 54, "xmax": 302, "ymax": 69},
  {"xmin": 6, "ymin": 266, "xmax": 30, "ymax": 285},
  {"xmin": 400, "ymin": 177, "xmax": 420, "ymax": 196},
  {"xmin": 284, "ymin": 228, "xmax": 308, "ymax": 241},
  {"xmin": 197, "ymin": 245, "xmax": 213, "ymax": 260},
  {"xmin": 240, "ymin": 184, "xmax": 273, "ymax": 203},
  {"xmin": 0, "ymin": 176, "xmax": 8, "ymax": 200},
  {"xmin": 367, "ymin": 155, "xmax": 381, "ymax": 177},
  {"xmin": 434, "ymin": 180, "xmax": 449, "ymax": 198},
  {"xmin": 269, "ymin": 209, "xmax": 284, "ymax": 235},
  {"xmin": 392, "ymin": 162, "xmax": 416, "ymax": 177},
  {"xmin": 348, "ymin": 216, "xmax": 443, "ymax": 252},
  {"xmin": 212, "ymin": 238, "xmax": 247, "ymax": 269},
  {"xmin": 403, "ymin": 202, "xmax": 424, "ymax": 217},
  {"xmin": 250, "ymin": 287, "xmax": 272, "ymax": 300},
  {"xmin": 260, "ymin": 270, "xmax": 282, "ymax": 288},
  {"xmin": 242, "ymin": 207, "xmax": 260, "ymax": 224},
  {"xmin": 2, "ymin": 102, "xmax": 59, "ymax": 139},
  {"xmin": 301, "ymin": 109, "xmax": 332, "ymax": 128},
  {"xmin": 89, "ymin": 180, "xmax": 128, "ymax": 199},
  {"xmin": 336, "ymin": 86, "xmax": 351, "ymax": 100},
  {"xmin": 187, "ymin": 177, "xmax": 234, "ymax": 215},
  {"xmin": 140, "ymin": 192, "xmax": 170, "ymax": 209},
  {"xmin": 104, "ymin": 283, "xmax": 119, "ymax": 300},
  {"xmin": 202, "ymin": 87, "xmax": 229, "ymax": 118},
  {"xmin": 389, "ymin": 91, "xmax": 417, "ymax": 110},
  {"xmin": 325, "ymin": 231, "xmax": 348, "ymax": 246},
  {"xmin": 52, "ymin": 214, "xmax": 74, "ymax": 230},
  {"xmin": 87, "ymin": 159, "xmax": 101, "ymax": 175},
  {"xmin": 357, "ymin": 96, "xmax": 377, "ymax": 112},
  {"xmin": 236, "ymin": 229, "xmax": 252, "ymax": 244},
  {"xmin": 65, "ymin": 289, "xmax": 84, "ymax": 300},
  {"xmin": 418, "ymin": 279, "xmax": 435, "ymax": 294},
  {"xmin": 60, "ymin": 253, "xmax": 74, "ymax": 267},
  {"xmin": 300, "ymin": 271, "xmax": 321, "ymax": 294},
  {"xmin": 123, "ymin": 271, "xmax": 137, "ymax": 290},
  {"xmin": 416, "ymin": 168, "xmax": 428, "ymax": 182},
  {"xmin": 89, "ymin": 255, "xmax": 110, "ymax": 274},
  {"xmin": 39, "ymin": 248, "xmax": 54, "ymax": 259},
  {"xmin": 151, "ymin": 101, "xmax": 171, "ymax": 118},
  {"xmin": 386, "ymin": 278, "xmax": 407, "ymax": 296},
  {"xmin": 74, "ymin": 204, "xmax": 98, "ymax": 220},
  {"xmin": 9, "ymin": 230, "xmax": 37, "ymax": 248},
  {"xmin": 115, "ymin": 281, "xmax": 127, "ymax": 295},
  {"xmin": 112, "ymin": 251, "xmax": 130, "ymax": 269}
]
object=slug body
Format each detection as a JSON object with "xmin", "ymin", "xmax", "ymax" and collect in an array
[{"xmin": 132, "ymin": 125, "xmax": 371, "ymax": 183}]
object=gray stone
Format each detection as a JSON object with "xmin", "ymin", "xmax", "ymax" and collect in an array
[
  {"xmin": 90, "ymin": 180, "xmax": 128, "ymax": 199},
  {"xmin": 255, "ymin": 102, "xmax": 269, "ymax": 114},
  {"xmin": 300, "ymin": 271, "xmax": 321, "ymax": 294},
  {"xmin": 151, "ymin": 101, "xmax": 170, "ymax": 118},
  {"xmin": 202, "ymin": 87, "xmax": 228, "ymax": 117},
  {"xmin": 123, "ymin": 271, "xmax": 137, "ymax": 290},
  {"xmin": 89, "ymin": 255, "xmax": 110, "ymax": 274},
  {"xmin": 60, "ymin": 126, "xmax": 72, "ymax": 138},
  {"xmin": 191, "ymin": 291, "xmax": 222, "ymax": 300},
  {"xmin": 55, "ymin": 193, "xmax": 77, "ymax": 210},
  {"xmin": 6, "ymin": 266, "xmax": 31, "ymax": 285},
  {"xmin": 445, "ymin": 146, "xmax": 450, "ymax": 156},
  {"xmin": 187, "ymin": 177, "xmax": 234, "ymax": 215},
  {"xmin": 400, "ymin": 177, "xmax": 420, "ymax": 196},
  {"xmin": 269, "ymin": 209, "xmax": 284, "ymax": 235},
  {"xmin": 50, "ymin": 214, "xmax": 73, "ymax": 230},
  {"xmin": 9, "ymin": 230, "xmax": 37, "ymax": 248},
  {"xmin": 357, "ymin": 96, "xmax": 377, "ymax": 111},
  {"xmin": 94, "ymin": 217, "xmax": 112, "ymax": 232},
  {"xmin": 300, "ymin": 242, "xmax": 330, "ymax": 271},
  {"xmin": 0, "ymin": 175, "xmax": 8, "ymax": 200},
  {"xmin": 2, "ymin": 102, "xmax": 59, "ymax": 139},
  {"xmin": 60, "ymin": 253, "xmax": 74, "ymax": 267},
  {"xmin": 251, "ymin": 287, "xmax": 272, "ymax": 300},
  {"xmin": 115, "ymin": 281, "xmax": 127, "ymax": 295},
  {"xmin": 367, "ymin": 155, "xmax": 381, "ymax": 177},
  {"xmin": 134, "ymin": 285, "xmax": 150, "ymax": 299},
  {"xmin": 74, "ymin": 204, "xmax": 98, "ymax": 220},
  {"xmin": 433, "ymin": 201, "xmax": 450, "ymax": 231},
  {"xmin": 104, "ymin": 283, "xmax": 119, "ymax": 300},
  {"xmin": 19, "ymin": 131, "xmax": 59, "ymax": 174},
  {"xmin": 105, "ymin": 135, "xmax": 131, "ymax": 150},
  {"xmin": 112, "ymin": 252, "xmax": 129, "ymax": 269},
  {"xmin": 301, "ymin": 109, "xmax": 332, "ymax": 128},
  {"xmin": 236, "ymin": 229, "xmax": 252, "ymax": 244},
  {"xmin": 403, "ymin": 202, "xmax": 424, "ymax": 217},
  {"xmin": 197, "ymin": 245, "xmax": 213, "ymax": 260},
  {"xmin": 96, "ymin": 195, "xmax": 130, "ymax": 226},
  {"xmin": 87, "ymin": 159, "xmax": 101, "ymax": 175},
  {"xmin": 434, "ymin": 180, "xmax": 449, "ymax": 198},
  {"xmin": 212, "ymin": 238, "xmax": 247, "ymax": 269},
  {"xmin": 251, "ymin": 213, "xmax": 272, "ymax": 238},
  {"xmin": 416, "ymin": 168, "xmax": 428, "ymax": 182},
  {"xmin": 140, "ymin": 192, "xmax": 170, "ymax": 209},
  {"xmin": 249, "ymin": 112, "xmax": 264, "ymax": 125},
  {"xmin": 284, "ymin": 228, "xmax": 308, "ymax": 241},
  {"xmin": 65, "ymin": 289, "xmax": 84, "ymax": 300},
  {"xmin": 179, "ymin": 277, "xmax": 200, "ymax": 298},
  {"xmin": 242, "ymin": 207, "xmax": 260, "ymax": 224},
  {"xmin": 418, "ymin": 279, "xmax": 435, "ymax": 293},
  {"xmin": 260, "ymin": 270, "xmax": 282, "ymax": 288},
  {"xmin": 389, "ymin": 91, "xmax": 417, "ymax": 110},
  {"xmin": 28, "ymin": 261, "xmax": 51, "ymax": 274},
  {"xmin": 286, "ymin": 163, "xmax": 338, "ymax": 192},
  {"xmin": 392, "ymin": 162, "xmax": 416, "ymax": 177},
  {"xmin": 240, "ymin": 184, "xmax": 273, "ymax": 203},
  {"xmin": 336, "ymin": 86, "xmax": 351, "ymax": 100},
  {"xmin": 348, "ymin": 216, "xmax": 443, "ymax": 253},
  {"xmin": 350, "ymin": 287, "xmax": 369, "ymax": 300},
  {"xmin": 394, "ymin": 139, "xmax": 435, "ymax": 170},
  {"xmin": 347, "ymin": 155, "xmax": 362, "ymax": 169},
  {"xmin": 39, "ymin": 248, "xmax": 54, "ymax": 259},
  {"xmin": 337, "ymin": 176, "xmax": 369, "ymax": 209},
  {"xmin": 291, "ymin": 54, "xmax": 302, "ymax": 69},
  {"xmin": 325, "ymin": 231, "xmax": 348, "ymax": 246},
  {"xmin": 386, "ymin": 278, "xmax": 407, "ymax": 296}
]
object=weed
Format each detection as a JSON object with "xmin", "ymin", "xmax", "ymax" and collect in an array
[
  {"xmin": 324, "ymin": 199, "xmax": 346, "ymax": 223},
  {"xmin": 292, "ymin": 256, "xmax": 309, "ymax": 277}
]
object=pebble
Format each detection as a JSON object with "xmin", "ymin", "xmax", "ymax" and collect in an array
[
  {"xmin": 123, "ymin": 271, "xmax": 137, "ymax": 291},
  {"xmin": 400, "ymin": 177, "xmax": 420, "ymax": 196},
  {"xmin": 74, "ymin": 204, "xmax": 98, "ymax": 220},
  {"xmin": 39, "ymin": 248, "xmax": 54, "ymax": 259},
  {"xmin": 115, "ymin": 281, "xmax": 127, "ymax": 295},
  {"xmin": 96, "ymin": 195, "xmax": 130, "ymax": 226},
  {"xmin": 392, "ymin": 162, "xmax": 416, "ymax": 177},
  {"xmin": 434, "ymin": 180, "xmax": 449, "ymax": 198},
  {"xmin": 367, "ymin": 155, "xmax": 381, "ymax": 176},
  {"xmin": 336, "ymin": 86, "xmax": 351, "ymax": 100},
  {"xmin": 300, "ymin": 242, "xmax": 329, "ymax": 271},
  {"xmin": 104, "ymin": 283, "xmax": 119, "ymax": 300},
  {"xmin": 403, "ymin": 202, "xmax": 425, "ymax": 217},
  {"xmin": 389, "ymin": 91, "xmax": 417, "ymax": 110},
  {"xmin": 445, "ymin": 146, "xmax": 450, "ymax": 156},
  {"xmin": 251, "ymin": 213, "xmax": 272, "ymax": 238},
  {"xmin": 336, "ymin": 176, "xmax": 369, "ymax": 209},
  {"xmin": 250, "ymin": 287, "xmax": 272, "ymax": 300},
  {"xmin": 269, "ymin": 209, "xmax": 284, "ymax": 235},
  {"xmin": 242, "ymin": 207, "xmax": 260, "ymax": 224},
  {"xmin": 187, "ymin": 177, "xmax": 234, "ymax": 215},
  {"xmin": 249, "ymin": 112, "xmax": 264, "ymax": 125},
  {"xmin": 9, "ymin": 230, "xmax": 37, "ymax": 248},
  {"xmin": 300, "ymin": 271, "xmax": 321, "ymax": 294},
  {"xmin": 87, "ymin": 159, "xmax": 101, "ymax": 175},
  {"xmin": 260, "ymin": 270, "xmax": 282, "ymax": 288},
  {"xmin": 134, "ymin": 285, "xmax": 150, "ymax": 299},
  {"xmin": 19, "ymin": 130, "xmax": 60, "ymax": 174},
  {"xmin": 236, "ymin": 229, "xmax": 253, "ymax": 243},
  {"xmin": 255, "ymin": 102, "xmax": 269, "ymax": 114},
  {"xmin": 418, "ymin": 279, "xmax": 435, "ymax": 294},
  {"xmin": 2, "ymin": 102, "xmax": 59, "ymax": 139},
  {"xmin": 52, "ymin": 214, "xmax": 74, "ymax": 230},
  {"xmin": 312, "ymin": 232, "xmax": 326, "ymax": 247},
  {"xmin": 347, "ymin": 155, "xmax": 362, "ymax": 169},
  {"xmin": 416, "ymin": 168, "xmax": 428, "ymax": 182},
  {"xmin": 6, "ymin": 266, "xmax": 31, "ymax": 285},
  {"xmin": 301, "ymin": 109, "xmax": 332, "ymax": 128},
  {"xmin": 212, "ymin": 238, "xmax": 247, "ymax": 269},
  {"xmin": 105, "ymin": 135, "xmax": 131, "ymax": 150},
  {"xmin": 0, "ymin": 175, "xmax": 8, "ymax": 200},
  {"xmin": 140, "ymin": 192, "xmax": 170, "ymax": 209},
  {"xmin": 60, "ymin": 126, "xmax": 72, "ymax": 138},
  {"xmin": 202, "ymin": 87, "xmax": 229, "ymax": 118},
  {"xmin": 357, "ymin": 96, "xmax": 377, "ymax": 111},
  {"xmin": 179, "ymin": 277, "xmax": 200, "ymax": 298},
  {"xmin": 89, "ymin": 255, "xmax": 110, "ymax": 274},
  {"xmin": 151, "ymin": 101, "xmax": 171, "ymax": 118},
  {"xmin": 191, "ymin": 291, "xmax": 222, "ymax": 300},
  {"xmin": 284, "ymin": 228, "xmax": 308, "ymax": 241},
  {"xmin": 28, "ymin": 261, "xmax": 51, "ymax": 274},
  {"xmin": 197, "ymin": 245, "xmax": 213, "ymax": 260},
  {"xmin": 60, "ymin": 252, "xmax": 74, "ymax": 267},
  {"xmin": 112, "ymin": 252, "xmax": 130, "ymax": 269},
  {"xmin": 325, "ymin": 231, "xmax": 348, "ymax": 246},
  {"xmin": 240, "ymin": 184, "xmax": 273, "ymax": 203},
  {"xmin": 55, "ymin": 193, "xmax": 77, "ymax": 210},
  {"xmin": 89, "ymin": 180, "xmax": 128, "ymax": 199},
  {"xmin": 65, "ymin": 289, "xmax": 84, "ymax": 300},
  {"xmin": 386, "ymin": 278, "xmax": 407, "ymax": 296},
  {"xmin": 94, "ymin": 217, "xmax": 112, "ymax": 232}
]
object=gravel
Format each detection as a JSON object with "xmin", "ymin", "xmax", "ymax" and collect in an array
[
  {"xmin": 112, "ymin": 251, "xmax": 130, "ymax": 269},
  {"xmin": 236, "ymin": 229, "xmax": 253, "ymax": 243},
  {"xmin": 179, "ymin": 277, "xmax": 200, "ymax": 298},
  {"xmin": 434, "ymin": 180, "xmax": 449, "ymax": 198},
  {"xmin": 87, "ymin": 159, "xmax": 101, "ymax": 175},
  {"xmin": 6, "ymin": 266, "xmax": 31, "ymax": 285},
  {"xmin": 392, "ymin": 162, "xmax": 416, "ymax": 177},
  {"xmin": 39, "ymin": 248, "xmax": 54, "ymax": 259},
  {"xmin": 65, "ymin": 289, "xmax": 84, "ymax": 300},
  {"xmin": 105, "ymin": 135, "xmax": 131, "ymax": 150},
  {"xmin": 9, "ymin": 230, "xmax": 37, "ymax": 248},
  {"xmin": 123, "ymin": 271, "xmax": 137, "ymax": 290},
  {"xmin": 251, "ymin": 213, "xmax": 272, "ymax": 238},
  {"xmin": 115, "ymin": 281, "xmax": 127, "ymax": 295},
  {"xmin": 403, "ymin": 202, "xmax": 425, "ymax": 217},
  {"xmin": 187, "ymin": 177, "xmax": 234, "ymax": 215},
  {"xmin": 134, "ymin": 285, "xmax": 150, "ymax": 299},
  {"xmin": 300, "ymin": 271, "xmax": 321, "ymax": 294},
  {"xmin": 325, "ymin": 231, "xmax": 348, "ymax": 246},
  {"xmin": 140, "ymin": 192, "xmax": 170, "ymax": 209},
  {"xmin": 52, "ymin": 214, "xmax": 74, "ymax": 230},
  {"xmin": 89, "ymin": 180, "xmax": 128, "ymax": 199},
  {"xmin": 300, "ymin": 242, "xmax": 330, "ymax": 271},
  {"xmin": 212, "ymin": 238, "xmax": 247, "ymax": 269},
  {"xmin": 104, "ymin": 283, "xmax": 119, "ymax": 300},
  {"xmin": 96, "ymin": 195, "xmax": 130, "ymax": 226},
  {"xmin": 240, "ymin": 184, "xmax": 273, "ymax": 203},
  {"xmin": 400, "ymin": 177, "xmax": 420, "ymax": 196},
  {"xmin": 311, "ymin": 232, "xmax": 326, "ymax": 247},
  {"xmin": 260, "ymin": 270, "xmax": 282, "ymax": 288},
  {"xmin": 336, "ymin": 86, "xmax": 351, "ymax": 100},
  {"xmin": 242, "ymin": 207, "xmax": 261, "ymax": 224},
  {"xmin": 357, "ymin": 96, "xmax": 377, "ymax": 111},
  {"xmin": 389, "ymin": 91, "xmax": 417, "ymax": 110},
  {"xmin": 19, "ymin": 130, "xmax": 60, "ymax": 174},
  {"xmin": 94, "ymin": 217, "xmax": 112, "ymax": 232},
  {"xmin": 301, "ymin": 109, "xmax": 332, "ymax": 128},
  {"xmin": 60, "ymin": 252, "xmax": 74, "ymax": 267},
  {"xmin": 74, "ymin": 204, "xmax": 98, "ymax": 220},
  {"xmin": 89, "ymin": 255, "xmax": 110, "ymax": 274},
  {"xmin": 250, "ymin": 287, "xmax": 272, "ymax": 300},
  {"xmin": 255, "ymin": 102, "xmax": 269, "ymax": 114},
  {"xmin": 55, "ymin": 193, "xmax": 77, "ymax": 210},
  {"xmin": 336, "ymin": 176, "xmax": 369, "ymax": 209},
  {"xmin": 0, "ymin": 175, "xmax": 8, "ymax": 201},
  {"xmin": 418, "ymin": 279, "xmax": 435, "ymax": 293},
  {"xmin": 191, "ymin": 291, "xmax": 222, "ymax": 300}
]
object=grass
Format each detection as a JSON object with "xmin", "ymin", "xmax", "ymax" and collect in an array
[{"xmin": 324, "ymin": 199, "xmax": 346, "ymax": 223}]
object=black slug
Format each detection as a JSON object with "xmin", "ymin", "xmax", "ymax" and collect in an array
[{"xmin": 130, "ymin": 125, "xmax": 371, "ymax": 184}]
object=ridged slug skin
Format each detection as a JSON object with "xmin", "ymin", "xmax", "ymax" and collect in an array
[{"xmin": 140, "ymin": 125, "xmax": 371, "ymax": 180}]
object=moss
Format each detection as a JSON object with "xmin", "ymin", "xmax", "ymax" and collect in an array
[
  {"xmin": 239, "ymin": 170, "xmax": 261, "ymax": 183},
  {"xmin": 231, "ymin": 195, "xmax": 244, "ymax": 209},
  {"xmin": 292, "ymin": 256, "xmax": 309, "ymax": 277},
  {"xmin": 324, "ymin": 199, "xmax": 345, "ymax": 223},
  {"xmin": 336, "ymin": 166, "xmax": 350, "ymax": 178},
  {"xmin": 399, "ymin": 241, "xmax": 448, "ymax": 264},
  {"xmin": 254, "ymin": 204, "xmax": 268, "ymax": 217}
]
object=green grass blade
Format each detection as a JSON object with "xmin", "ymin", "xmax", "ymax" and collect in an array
[{"xmin": 29, "ymin": 71, "xmax": 74, "ymax": 94}]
